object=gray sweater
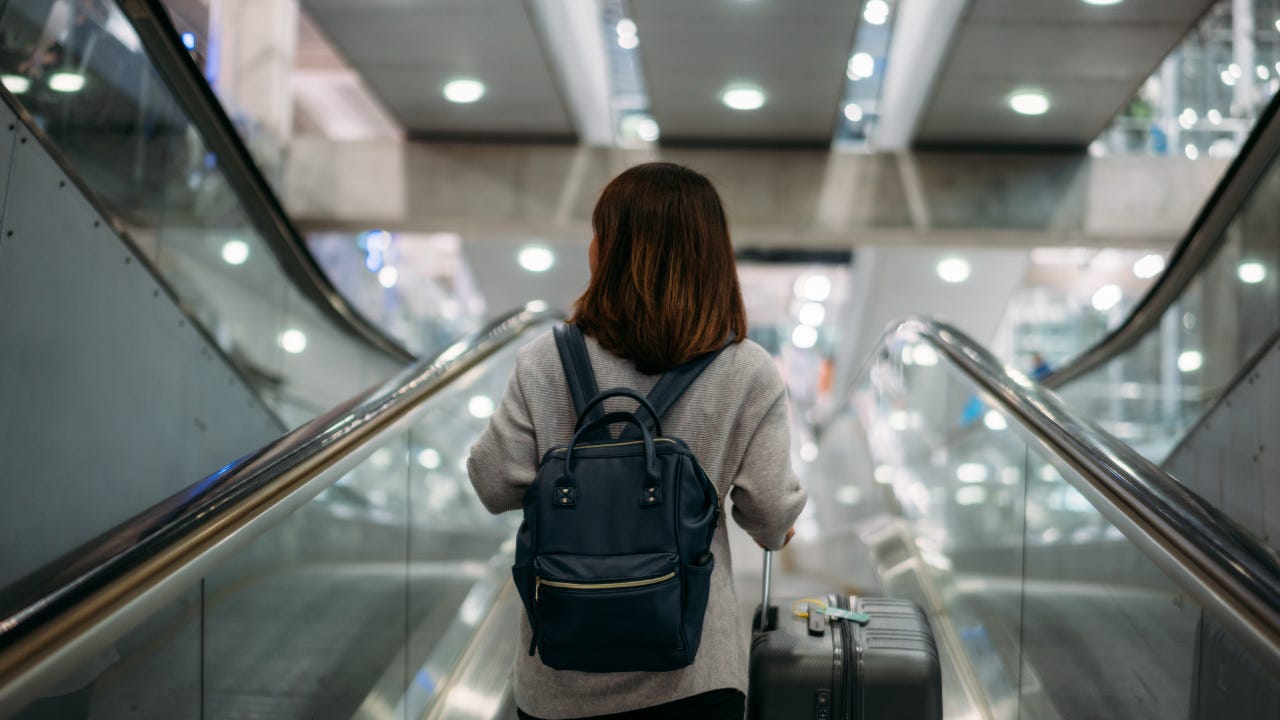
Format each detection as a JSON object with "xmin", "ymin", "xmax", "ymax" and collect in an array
[{"xmin": 467, "ymin": 330, "xmax": 807, "ymax": 719}]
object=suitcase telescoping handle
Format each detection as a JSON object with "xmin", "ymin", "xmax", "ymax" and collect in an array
[{"xmin": 760, "ymin": 549, "xmax": 773, "ymax": 621}]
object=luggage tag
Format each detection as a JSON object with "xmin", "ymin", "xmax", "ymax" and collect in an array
[{"xmin": 792, "ymin": 598, "xmax": 871, "ymax": 626}]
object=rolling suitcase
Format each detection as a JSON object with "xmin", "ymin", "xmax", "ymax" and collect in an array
[{"xmin": 747, "ymin": 551, "xmax": 942, "ymax": 720}]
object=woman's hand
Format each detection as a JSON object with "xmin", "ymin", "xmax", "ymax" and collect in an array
[{"xmin": 757, "ymin": 527, "xmax": 796, "ymax": 550}]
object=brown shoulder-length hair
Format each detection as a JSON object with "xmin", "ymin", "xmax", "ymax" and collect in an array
[{"xmin": 571, "ymin": 162, "xmax": 747, "ymax": 374}]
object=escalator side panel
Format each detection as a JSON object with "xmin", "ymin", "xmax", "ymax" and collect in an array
[
  {"xmin": 1163, "ymin": 336, "xmax": 1280, "ymax": 555},
  {"xmin": 0, "ymin": 104, "xmax": 281, "ymax": 598}
]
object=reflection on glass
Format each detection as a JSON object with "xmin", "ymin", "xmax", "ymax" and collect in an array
[
  {"xmin": 839, "ymin": 333, "xmax": 1273, "ymax": 718},
  {"xmin": 0, "ymin": 1, "xmax": 401, "ymax": 419}
]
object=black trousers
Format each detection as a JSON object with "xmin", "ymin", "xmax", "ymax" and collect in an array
[{"xmin": 517, "ymin": 688, "xmax": 745, "ymax": 720}]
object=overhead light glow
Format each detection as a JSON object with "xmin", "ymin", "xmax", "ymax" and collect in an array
[
  {"xmin": 525, "ymin": 300, "xmax": 549, "ymax": 313},
  {"xmin": 843, "ymin": 103, "xmax": 864, "ymax": 123},
  {"xmin": 874, "ymin": 465, "xmax": 894, "ymax": 484},
  {"xmin": 1275, "ymin": 18, "xmax": 1280, "ymax": 32},
  {"xmin": 221, "ymin": 239, "xmax": 250, "ymax": 265},
  {"xmin": 1009, "ymin": 91, "xmax": 1049, "ymax": 116},
  {"xmin": 835, "ymin": 485, "xmax": 861, "ymax": 505},
  {"xmin": 636, "ymin": 117, "xmax": 660, "ymax": 142},
  {"xmin": 1177, "ymin": 350, "xmax": 1203, "ymax": 373},
  {"xmin": 1133, "ymin": 253, "xmax": 1165, "ymax": 279},
  {"xmin": 443, "ymin": 79, "xmax": 485, "ymax": 104},
  {"xmin": 181, "ymin": 32, "xmax": 197, "ymax": 50},
  {"xmin": 1082, "ymin": 0, "xmax": 1124, "ymax": 4},
  {"xmin": 1091, "ymin": 284, "xmax": 1122, "ymax": 312},
  {"xmin": 279, "ymin": 329, "xmax": 307, "ymax": 354},
  {"xmin": 1229, "ymin": 63, "xmax": 1243, "ymax": 79},
  {"xmin": 1178, "ymin": 108, "xmax": 1197, "ymax": 129},
  {"xmin": 1, "ymin": 74, "xmax": 30, "ymax": 94},
  {"xmin": 1221, "ymin": 70, "xmax": 1237, "ymax": 86},
  {"xmin": 956, "ymin": 486, "xmax": 987, "ymax": 506},
  {"xmin": 798, "ymin": 302, "xmax": 826, "ymax": 327},
  {"xmin": 1207, "ymin": 109, "xmax": 1223, "ymax": 125},
  {"xmin": 1185, "ymin": 144, "xmax": 1200, "ymax": 160},
  {"xmin": 956, "ymin": 463, "xmax": 989, "ymax": 483},
  {"xmin": 798, "ymin": 274, "xmax": 832, "ymax": 302},
  {"xmin": 48, "ymin": 72, "xmax": 85, "ymax": 93},
  {"xmin": 468, "ymin": 395, "xmax": 495, "ymax": 418},
  {"xmin": 616, "ymin": 19, "xmax": 637, "ymax": 36},
  {"xmin": 1259, "ymin": 65, "xmax": 1272, "ymax": 81},
  {"xmin": 800, "ymin": 442, "xmax": 819, "ymax": 462},
  {"xmin": 847, "ymin": 53, "xmax": 875, "ymax": 80},
  {"xmin": 936, "ymin": 257, "xmax": 971, "ymax": 283},
  {"xmin": 618, "ymin": 34, "xmax": 638, "ymax": 49},
  {"xmin": 721, "ymin": 85, "xmax": 765, "ymax": 111},
  {"xmin": 983, "ymin": 411, "xmax": 1008, "ymax": 431},
  {"xmin": 863, "ymin": 0, "xmax": 890, "ymax": 25},
  {"xmin": 378, "ymin": 265, "xmax": 399, "ymax": 288},
  {"xmin": 1238, "ymin": 261, "xmax": 1267, "ymax": 284},
  {"xmin": 417, "ymin": 448, "xmax": 441, "ymax": 470},
  {"xmin": 518, "ymin": 245, "xmax": 555, "ymax": 272},
  {"xmin": 911, "ymin": 345, "xmax": 939, "ymax": 366},
  {"xmin": 792, "ymin": 325, "xmax": 818, "ymax": 349}
]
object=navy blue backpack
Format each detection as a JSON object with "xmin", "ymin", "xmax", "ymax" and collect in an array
[{"xmin": 512, "ymin": 324, "xmax": 725, "ymax": 672}]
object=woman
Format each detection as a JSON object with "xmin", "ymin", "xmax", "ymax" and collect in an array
[{"xmin": 468, "ymin": 162, "xmax": 807, "ymax": 719}]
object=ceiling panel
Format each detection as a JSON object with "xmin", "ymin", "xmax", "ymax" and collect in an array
[
  {"xmin": 300, "ymin": 0, "xmax": 574, "ymax": 139},
  {"xmin": 916, "ymin": 0, "xmax": 1217, "ymax": 148},
  {"xmin": 632, "ymin": 0, "xmax": 861, "ymax": 144}
]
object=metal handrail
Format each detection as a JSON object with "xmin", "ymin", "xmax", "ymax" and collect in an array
[
  {"xmin": 118, "ymin": 0, "xmax": 413, "ymax": 363},
  {"xmin": 874, "ymin": 317, "xmax": 1280, "ymax": 676},
  {"xmin": 1046, "ymin": 90, "xmax": 1280, "ymax": 388},
  {"xmin": 0, "ymin": 306, "xmax": 558, "ymax": 714}
]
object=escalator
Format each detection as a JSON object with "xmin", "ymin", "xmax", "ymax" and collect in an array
[{"xmin": 1, "ymin": 2, "xmax": 1279, "ymax": 719}]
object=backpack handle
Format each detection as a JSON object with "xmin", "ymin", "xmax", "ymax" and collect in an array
[
  {"xmin": 573, "ymin": 388, "xmax": 664, "ymax": 437},
  {"xmin": 564, "ymin": 411, "xmax": 660, "ymax": 484}
]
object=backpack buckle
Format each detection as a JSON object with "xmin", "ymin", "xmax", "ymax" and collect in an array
[
  {"xmin": 641, "ymin": 484, "xmax": 662, "ymax": 507},
  {"xmin": 554, "ymin": 483, "xmax": 577, "ymax": 507}
]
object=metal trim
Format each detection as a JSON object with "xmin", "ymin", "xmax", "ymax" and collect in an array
[{"xmin": 0, "ymin": 307, "xmax": 558, "ymax": 714}]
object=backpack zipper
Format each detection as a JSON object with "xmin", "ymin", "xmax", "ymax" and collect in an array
[
  {"xmin": 535, "ymin": 571, "xmax": 676, "ymax": 601},
  {"xmin": 552, "ymin": 438, "xmax": 676, "ymax": 453}
]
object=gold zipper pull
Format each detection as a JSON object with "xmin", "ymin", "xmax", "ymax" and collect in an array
[{"xmin": 535, "ymin": 577, "xmax": 542, "ymax": 602}]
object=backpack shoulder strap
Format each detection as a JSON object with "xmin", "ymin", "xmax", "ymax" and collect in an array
[
  {"xmin": 621, "ymin": 339, "xmax": 733, "ymax": 439},
  {"xmin": 553, "ymin": 324, "xmax": 606, "ymax": 432}
]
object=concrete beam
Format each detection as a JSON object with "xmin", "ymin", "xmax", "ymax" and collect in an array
[{"xmin": 283, "ymin": 138, "xmax": 1229, "ymax": 250}]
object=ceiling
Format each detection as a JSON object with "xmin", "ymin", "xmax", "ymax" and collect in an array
[
  {"xmin": 915, "ymin": 0, "xmax": 1218, "ymax": 148},
  {"xmin": 295, "ymin": 0, "xmax": 1219, "ymax": 149},
  {"xmin": 299, "ymin": 0, "xmax": 574, "ymax": 140}
]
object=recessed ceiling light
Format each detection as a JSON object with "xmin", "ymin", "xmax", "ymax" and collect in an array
[
  {"xmin": 48, "ymin": 72, "xmax": 85, "ymax": 93},
  {"xmin": 443, "ymin": 79, "xmax": 485, "ymax": 104},
  {"xmin": 1009, "ymin": 91, "xmax": 1049, "ymax": 116},
  {"xmin": 1207, "ymin": 109, "xmax": 1223, "ymax": 125},
  {"xmin": 518, "ymin": 245, "xmax": 555, "ymax": 272},
  {"xmin": 863, "ymin": 0, "xmax": 890, "ymax": 25},
  {"xmin": 279, "ymin": 329, "xmax": 307, "ymax": 354},
  {"xmin": 847, "ymin": 53, "xmax": 875, "ymax": 80},
  {"xmin": 796, "ymin": 274, "xmax": 832, "ymax": 301},
  {"xmin": 221, "ymin": 239, "xmax": 250, "ymax": 265},
  {"xmin": 792, "ymin": 325, "xmax": 818, "ymax": 349},
  {"xmin": 1238, "ymin": 261, "xmax": 1267, "ymax": 284},
  {"xmin": 616, "ymin": 19, "xmax": 637, "ymax": 36},
  {"xmin": 721, "ymin": 85, "xmax": 765, "ymax": 111},
  {"xmin": 1177, "ymin": 350, "xmax": 1203, "ymax": 373},
  {"xmin": 618, "ymin": 34, "xmax": 639, "ymax": 49},
  {"xmin": 635, "ymin": 117, "xmax": 660, "ymax": 142},
  {"xmin": 378, "ymin": 265, "xmax": 398, "ymax": 288},
  {"xmin": 798, "ymin": 302, "xmax": 826, "ymax": 327},
  {"xmin": 1091, "ymin": 284, "xmax": 1122, "ymax": 312},
  {"xmin": 1, "ymin": 74, "xmax": 30, "ymax": 94},
  {"xmin": 468, "ymin": 395, "xmax": 495, "ymax": 418},
  {"xmin": 1082, "ymin": 0, "xmax": 1124, "ymax": 5},
  {"xmin": 936, "ymin": 257, "xmax": 971, "ymax": 283},
  {"xmin": 843, "ymin": 103, "xmax": 864, "ymax": 122},
  {"xmin": 1185, "ymin": 144, "xmax": 1200, "ymax": 160},
  {"xmin": 1178, "ymin": 108, "xmax": 1197, "ymax": 129},
  {"xmin": 417, "ymin": 448, "xmax": 441, "ymax": 470},
  {"xmin": 1133, "ymin": 254, "xmax": 1165, "ymax": 279}
]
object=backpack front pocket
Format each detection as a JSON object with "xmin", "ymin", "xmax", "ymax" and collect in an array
[{"xmin": 534, "ymin": 552, "xmax": 683, "ymax": 653}]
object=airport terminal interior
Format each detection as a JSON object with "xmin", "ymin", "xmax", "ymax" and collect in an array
[{"xmin": 1, "ymin": 0, "xmax": 1280, "ymax": 717}]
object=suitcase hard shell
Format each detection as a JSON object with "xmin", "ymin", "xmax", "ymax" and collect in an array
[{"xmin": 746, "ymin": 553, "xmax": 942, "ymax": 720}]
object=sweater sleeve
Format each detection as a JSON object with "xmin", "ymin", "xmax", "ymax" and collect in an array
[
  {"xmin": 728, "ymin": 382, "xmax": 808, "ymax": 550},
  {"xmin": 466, "ymin": 355, "xmax": 538, "ymax": 515}
]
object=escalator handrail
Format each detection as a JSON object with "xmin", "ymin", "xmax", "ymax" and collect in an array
[
  {"xmin": 880, "ymin": 316, "xmax": 1280, "ymax": 675},
  {"xmin": 119, "ymin": 0, "xmax": 413, "ymax": 363},
  {"xmin": 0, "ymin": 306, "xmax": 558, "ymax": 713},
  {"xmin": 1046, "ymin": 89, "xmax": 1280, "ymax": 388}
]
